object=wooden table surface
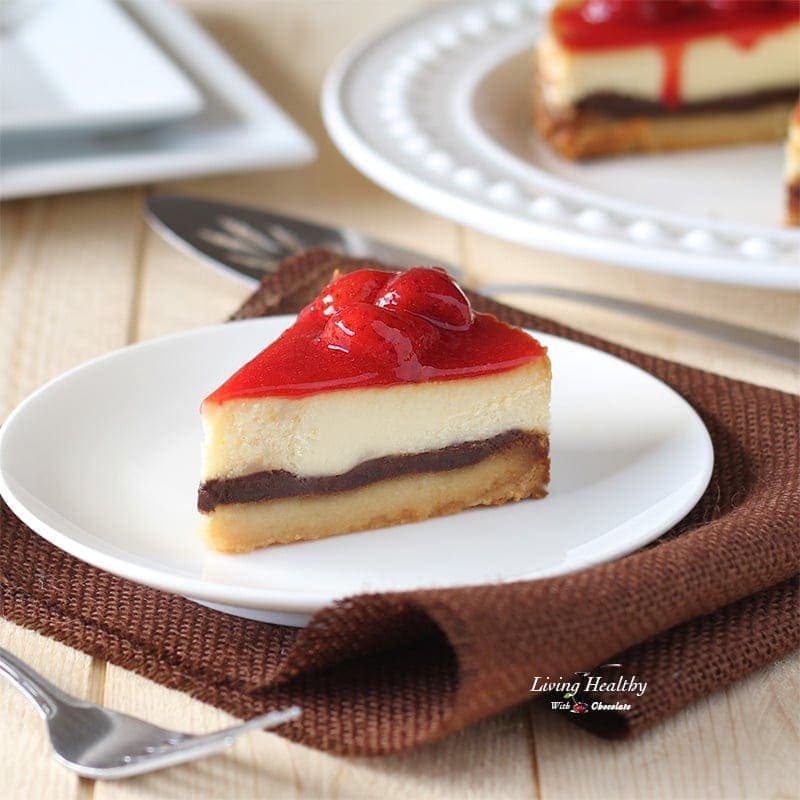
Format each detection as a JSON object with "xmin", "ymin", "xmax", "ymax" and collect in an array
[{"xmin": 1, "ymin": 2, "xmax": 798, "ymax": 798}]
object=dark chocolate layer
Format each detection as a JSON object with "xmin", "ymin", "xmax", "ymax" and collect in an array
[
  {"xmin": 576, "ymin": 87, "xmax": 798, "ymax": 118},
  {"xmin": 198, "ymin": 429, "xmax": 548, "ymax": 512}
]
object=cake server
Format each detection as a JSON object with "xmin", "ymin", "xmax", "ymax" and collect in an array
[
  {"xmin": 0, "ymin": 645, "xmax": 300, "ymax": 779},
  {"xmin": 145, "ymin": 194, "xmax": 798, "ymax": 364}
]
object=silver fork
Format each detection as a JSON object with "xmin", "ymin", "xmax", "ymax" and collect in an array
[{"xmin": 0, "ymin": 646, "xmax": 300, "ymax": 780}]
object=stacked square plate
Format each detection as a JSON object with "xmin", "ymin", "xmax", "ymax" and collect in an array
[{"xmin": 0, "ymin": 0, "xmax": 315, "ymax": 198}]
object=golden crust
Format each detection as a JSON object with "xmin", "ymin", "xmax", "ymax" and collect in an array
[
  {"xmin": 200, "ymin": 438, "xmax": 549, "ymax": 552},
  {"xmin": 788, "ymin": 102, "xmax": 800, "ymax": 225},
  {"xmin": 533, "ymin": 75, "xmax": 794, "ymax": 160},
  {"xmin": 788, "ymin": 182, "xmax": 800, "ymax": 226},
  {"xmin": 550, "ymin": 0, "xmax": 581, "ymax": 13}
]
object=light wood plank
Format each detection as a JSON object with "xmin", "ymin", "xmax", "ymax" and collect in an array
[
  {"xmin": 0, "ymin": 622, "xmax": 96, "ymax": 800},
  {"xmin": 0, "ymin": 199, "xmax": 30, "ymax": 268},
  {"xmin": 0, "ymin": 190, "xmax": 145, "ymax": 416},
  {"xmin": 529, "ymin": 652, "xmax": 799, "ymax": 800},
  {"xmin": 134, "ymin": 231, "xmax": 252, "ymax": 341},
  {"xmin": 0, "ymin": 198, "xmax": 45, "ymax": 419},
  {"xmin": 93, "ymin": 667, "xmax": 537, "ymax": 800}
]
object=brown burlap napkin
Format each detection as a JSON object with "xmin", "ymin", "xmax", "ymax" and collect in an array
[{"xmin": 1, "ymin": 248, "xmax": 797, "ymax": 756}]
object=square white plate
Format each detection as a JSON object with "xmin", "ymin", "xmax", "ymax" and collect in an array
[
  {"xmin": 0, "ymin": 0, "xmax": 316, "ymax": 199},
  {"xmin": 0, "ymin": 0, "xmax": 204, "ymax": 134}
]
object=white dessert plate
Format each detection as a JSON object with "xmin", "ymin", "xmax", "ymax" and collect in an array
[
  {"xmin": 0, "ymin": 0, "xmax": 203, "ymax": 135},
  {"xmin": 0, "ymin": 0, "xmax": 315, "ymax": 199},
  {"xmin": 0, "ymin": 317, "xmax": 713, "ymax": 627},
  {"xmin": 321, "ymin": 1, "xmax": 800, "ymax": 289}
]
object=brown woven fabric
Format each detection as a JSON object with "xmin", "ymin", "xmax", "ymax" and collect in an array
[{"xmin": 1, "ymin": 248, "xmax": 798, "ymax": 755}]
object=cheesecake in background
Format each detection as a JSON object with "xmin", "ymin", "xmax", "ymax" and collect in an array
[{"xmin": 534, "ymin": 0, "xmax": 800, "ymax": 160}]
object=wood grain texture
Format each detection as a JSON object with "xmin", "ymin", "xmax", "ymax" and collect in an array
[
  {"xmin": 0, "ymin": 0, "xmax": 798, "ymax": 798},
  {"xmin": 93, "ymin": 668, "xmax": 536, "ymax": 800},
  {"xmin": 0, "ymin": 623, "xmax": 88, "ymax": 800},
  {"xmin": 0, "ymin": 191, "xmax": 144, "ymax": 416},
  {"xmin": 529, "ymin": 655, "xmax": 800, "ymax": 800}
]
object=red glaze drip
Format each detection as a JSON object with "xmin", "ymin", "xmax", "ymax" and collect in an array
[
  {"xmin": 661, "ymin": 41, "xmax": 684, "ymax": 108},
  {"xmin": 552, "ymin": 0, "xmax": 799, "ymax": 107},
  {"xmin": 204, "ymin": 267, "xmax": 546, "ymax": 404}
]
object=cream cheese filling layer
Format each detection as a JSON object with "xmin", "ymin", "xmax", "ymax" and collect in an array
[
  {"xmin": 538, "ymin": 24, "xmax": 800, "ymax": 111},
  {"xmin": 201, "ymin": 358, "xmax": 551, "ymax": 480}
]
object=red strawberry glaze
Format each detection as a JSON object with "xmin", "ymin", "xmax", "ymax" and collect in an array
[
  {"xmin": 204, "ymin": 268, "xmax": 546, "ymax": 404},
  {"xmin": 552, "ymin": 0, "xmax": 799, "ymax": 108},
  {"xmin": 553, "ymin": 1, "xmax": 799, "ymax": 50}
]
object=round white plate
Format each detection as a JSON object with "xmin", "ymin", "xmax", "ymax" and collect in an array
[
  {"xmin": 0, "ymin": 317, "xmax": 712, "ymax": 627},
  {"xmin": 321, "ymin": 1, "xmax": 800, "ymax": 289}
]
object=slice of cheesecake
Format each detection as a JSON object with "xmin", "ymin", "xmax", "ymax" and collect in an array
[
  {"xmin": 787, "ymin": 102, "xmax": 800, "ymax": 224},
  {"xmin": 199, "ymin": 267, "xmax": 551, "ymax": 552},
  {"xmin": 534, "ymin": 0, "xmax": 800, "ymax": 160}
]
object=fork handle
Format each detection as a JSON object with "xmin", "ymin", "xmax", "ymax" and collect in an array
[{"xmin": 0, "ymin": 646, "xmax": 74, "ymax": 719}]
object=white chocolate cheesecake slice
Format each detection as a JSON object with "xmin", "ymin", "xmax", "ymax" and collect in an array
[{"xmin": 199, "ymin": 267, "xmax": 551, "ymax": 552}]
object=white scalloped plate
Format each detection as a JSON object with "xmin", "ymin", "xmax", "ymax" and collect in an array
[
  {"xmin": 0, "ymin": 317, "xmax": 712, "ymax": 627},
  {"xmin": 322, "ymin": 0, "xmax": 800, "ymax": 289}
]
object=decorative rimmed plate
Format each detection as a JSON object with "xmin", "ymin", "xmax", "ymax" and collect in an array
[
  {"xmin": 0, "ymin": 317, "xmax": 713, "ymax": 627},
  {"xmin": 321, "ymin": 1, "xmax": 800, "ymax": 289}
]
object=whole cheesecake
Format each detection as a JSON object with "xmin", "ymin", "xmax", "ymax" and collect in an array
[
  {"xmin": 534, "ymin": 0, "xmax": 800, "ymax": 160},
  {"xmin": 198, "ymin": 267, "xmax": 551, "ymax": 552}
]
